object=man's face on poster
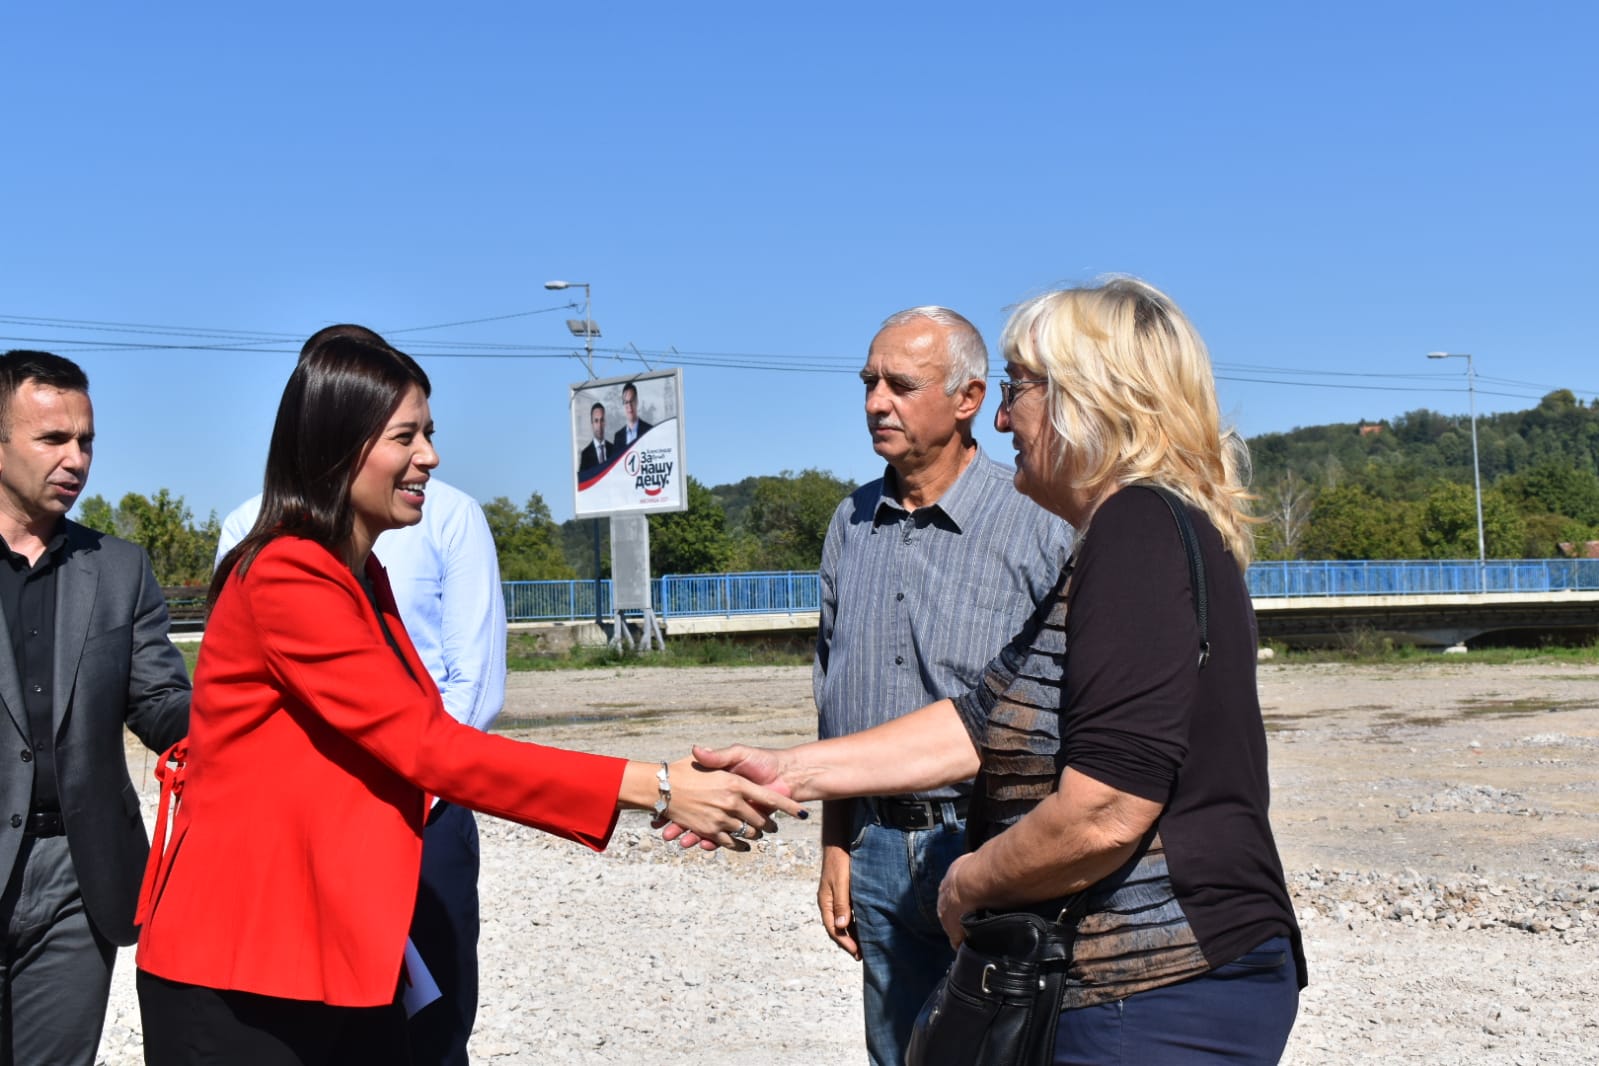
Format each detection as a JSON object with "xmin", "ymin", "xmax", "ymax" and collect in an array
[
  {"xmin": 590, "ymin": 405, "xmax": 606, "ymax": 441},
  {"xmin": 623, "ymin": 386, "xmax": 639, "ymax": 427}
]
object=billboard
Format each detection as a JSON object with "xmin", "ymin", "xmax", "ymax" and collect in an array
[{"xmin": 570, "ymin": 368, "xmax": 688, "ymax": 519}]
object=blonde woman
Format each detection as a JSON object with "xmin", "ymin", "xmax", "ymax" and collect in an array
[{"xmin": 692, "ymin": 278, "xmax": 1304, "ymax": 1064}]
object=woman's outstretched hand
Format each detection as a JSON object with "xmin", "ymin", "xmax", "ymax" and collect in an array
[
  {"xmin": 657, "ymin": 745, "xmax": 803, "ymax": 851},
  {"xmin": 652, "ymin": 753, "xmax": 805, "ymax": 852}
]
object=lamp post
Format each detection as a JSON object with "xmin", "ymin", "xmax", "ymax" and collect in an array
[
  {"xmin": 545, "ymin": 280, "xmax": 600, "ymax": 379},
  {"xmin": 1428, "ymin": 351, "xmax": 1486, "ymax": 592},
  {"xmin": 547, "ymin": 279, "xmax": 605, "ymax": 623}
]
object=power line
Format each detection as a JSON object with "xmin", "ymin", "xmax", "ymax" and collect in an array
[{"xmin": 4, "ymin": 310, "xmax": 1593, "ymax": 400}]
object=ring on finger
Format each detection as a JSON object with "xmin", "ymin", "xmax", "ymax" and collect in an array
[{"xmin": 732, "ymin": 820, "xmax": 750, "ymax": 840}]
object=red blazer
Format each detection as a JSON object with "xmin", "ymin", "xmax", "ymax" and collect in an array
[{"xmin": 136, "ymin": 537, "xmax": 625, "ymax": 1006}]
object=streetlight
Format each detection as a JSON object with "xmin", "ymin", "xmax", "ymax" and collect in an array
[
  {"xmin": 1428, "ymin": 351, "xmax": 1486, "ymax": 592},
  {"xmin": 545, "ymin": 280, "xmax": 600, "ymax": 378},
  {"xmin": 547, "ymin": 279, "xmax": 604, "ymax": 623}
]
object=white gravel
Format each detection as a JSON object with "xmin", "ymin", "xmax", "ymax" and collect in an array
[{"xmin": 95, "ymin": 663, "xmax": 1599, "ymax": 1063}]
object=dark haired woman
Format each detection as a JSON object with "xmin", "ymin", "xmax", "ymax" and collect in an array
[{"xmin": 133, "ymin": 333, "xmax": 799, "ymax": 1063}]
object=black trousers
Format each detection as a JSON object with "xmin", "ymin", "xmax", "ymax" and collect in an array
[
  {"xmin": 407, "ymin": 802, "xmax": 481, "ymax": 1066},
  {"xmin": 137, "ymin": 971, "xmax": 410, "ymax": 1066}
]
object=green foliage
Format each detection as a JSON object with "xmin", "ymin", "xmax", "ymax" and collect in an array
[
  {"xmin": 1252, "ymin": 391, "xmax": 1599, "ymax": 559},
  {"xmin": 76, "ymin": 495, "xmax": 115, "ymax": 536},
  {"xmin": 74, "ymin": 489, "xmax": 218, "ymax": 585},
  {"xmin": 1519, "ymin": 512, "xmax": 1596, "ymax": 559},
  {"xmin": 484, "ymin": 493, "xmax": 574, "ymax": 581},
  {"xmin": 555, "ymin": 468, "xmax": 855, "ymax": 576},
  {"xmin": 1500, "ymin": 461, "xmax": 1599, "ymax": 526},
  {"xmin": 649, "ymin": 477, "xmax": 734, "ymax": 574},
  {"xmin": 1416, "ymin": 483, "xmax": 1526, "ymax": 559},
  {"xmin": 502, "ymin": 631, "xmax": 811, "ymax": 676},
  {"xmin": 738, "ymin": 468, "xmax": 854, "ymax": 572},
  {"xmin": 1299, "ymin": 485, "xmax": 1421, "ymax": 559}
]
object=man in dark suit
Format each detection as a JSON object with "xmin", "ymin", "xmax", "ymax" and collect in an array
[
  {"xmin": 578, "ymin": 401, "xmax": 611, "ymax": 475},
  {"xmin": 0, "ymin": 350, "xmax": 190, "ymax": 1065},
  {"xmin": 611, "ymin": 381, "xmax": 653, "ymax": 454}
]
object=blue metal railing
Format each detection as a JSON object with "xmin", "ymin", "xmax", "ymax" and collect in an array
[
  {"xmin": 502, "ymin": 559, "xmax": 1599, "ymax": 623},
  {"xmin": 1244, "ymin": 558, "xmax": 1599, "ymax": 598}
]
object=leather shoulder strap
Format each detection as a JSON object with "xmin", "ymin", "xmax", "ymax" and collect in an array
[{"xmin": 1137, "ymin": 484, "xmax": 1210, "ymax": 669}]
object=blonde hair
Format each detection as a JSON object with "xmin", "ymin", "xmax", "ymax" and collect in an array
[{"xmin": 1001, "ymin": 276, "xmax": 1257, "ymax": 568}]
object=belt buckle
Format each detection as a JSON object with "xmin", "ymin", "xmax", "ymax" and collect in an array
[{"xmin": 904, "ymin": 802, "xmax": 934, "ymax": 830}]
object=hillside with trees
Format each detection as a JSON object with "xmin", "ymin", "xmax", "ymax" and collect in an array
[
  {"xmin": 83, "ymin": 390, "xmax": 1599, "ymax": 588},
  {"xmin": 1253, "ymin": 389, "xmax": 1599, "ymax": 560}
]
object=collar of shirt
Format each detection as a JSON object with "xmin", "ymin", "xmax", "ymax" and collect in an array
[{"xmin": 871, "ymin": 443, "xmax": 994, "ymax": 535}]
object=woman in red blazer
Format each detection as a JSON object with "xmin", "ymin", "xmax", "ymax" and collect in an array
[{"xmin": 134, "ymin": 332, "xmax": 799, "ymax": 1064}]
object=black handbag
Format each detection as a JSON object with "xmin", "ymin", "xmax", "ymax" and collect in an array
[
  {"xmin": 906, "ymin": 485, "xmax": 1210, "ymax": 1066},
  {"xmin": 904, "ymin": 897, "xmax": 1088, "ymax": 1066}
]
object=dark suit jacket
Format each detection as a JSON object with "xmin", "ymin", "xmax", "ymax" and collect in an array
[
  {"xmin": 578, "ymin": 439, "xmax": 611, "ymax": 474},
  {"xmin": 0, "ymin": 521, "xmax": 190, "ymax": 946},
  {"xmin": 137, "ymin": 538, "xmax": 624, "ymax": 1005},
  {"xmin": 612, "ymin": 420, "xmax": 653, "ymax": 454}
]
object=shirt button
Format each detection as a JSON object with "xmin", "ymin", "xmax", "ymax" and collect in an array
[
  {"xmin": 19, "ymin": 750, "xmax": 32, "ymax": 763},
  {"xmin": 8, "ymin": 815, "xmax": 20, "ymax": 829},
  {"xmin": 28, "ymin": 628, "xmax": 37, "ymax": 637},
  {"xmin": 894, "ymin": 655, "xmax": 904, "ymax": 665},
  {"xmin": 30, "ymin": 684, "xmax": 42, "ymax": 694},
  {"xmin": 896, "ymin": 592, "xmax": 904, "ymax": 601}
]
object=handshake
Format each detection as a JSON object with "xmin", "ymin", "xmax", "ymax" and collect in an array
[{"xmin": 645, "ymin": 744, "xmax": 807, "ymax": 853}]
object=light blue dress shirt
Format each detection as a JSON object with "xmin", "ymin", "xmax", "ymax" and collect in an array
[{"xmin": 215, "ymin": 478, "xmax": 507, "ymax": 731}]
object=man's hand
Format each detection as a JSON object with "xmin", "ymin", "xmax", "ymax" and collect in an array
[
  {"xmin": 937, "ymin": 852, "xmax": 979, "ymax": 948},
  {"xmin": 657, "ymin": 745, "xmax": 804, "ymax": 850},
  {"xmin": 818, "ymin": 843, "xmax": 859, "ymax": 960},
  {"xmin": 690, "ymin": 744, "xmax": 786, "ymax": 791}
]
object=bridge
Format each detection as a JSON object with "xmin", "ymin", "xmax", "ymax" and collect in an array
[
  {"xmin": 501, "ymin": 559, "xmax": 1599, "ymax": 650},
  {"xmin": 165, "ymin": 559, "xmax": 1599, "ymax": 648}
]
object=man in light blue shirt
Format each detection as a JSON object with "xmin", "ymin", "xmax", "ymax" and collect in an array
[{"xmin": 216, "ymin": 329, "xmax": 506, "ymax": 1066}]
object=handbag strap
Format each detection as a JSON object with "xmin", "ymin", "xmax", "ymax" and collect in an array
[{"xmin": 1137, "ymin": 484, "xmax": 1210, "ymax": 669}]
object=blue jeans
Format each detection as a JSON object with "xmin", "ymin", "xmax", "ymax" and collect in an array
[
  {"xmin": 1053, "ymin": 935, "xmax": 1300, "ymax": 1065},
  {"xmin": 849, "ymin": 802, "xmax": 967, "ymax": 1066}
]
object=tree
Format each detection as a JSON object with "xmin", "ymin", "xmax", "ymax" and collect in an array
[
  {"xmin": 1300, "ymin": 485, "xmax": 1420, "ymax": 559},
  {"xmin": 650, "ymin": 477, "xmax": 733, "ymax": 574},
  {"xmin": 483, "ymin": 493, "xmax": 574, "ymax": 580},
  {"xmin": 1255, "ymin": 471, "xmax": 1314, "ymax": 560},
  {"xmin": 74, "ymin": 489, "xmax": 218, "ymax": 585},
  {"xmin": 738, "ymin": 469, "xmax": 854, "ymax": 572},
  {"xmin": 76, "ymin": 495, "xmax": 115, "ymax": 537},
  {"xmin": 1417, "ymin": 483, "xmax": 1526, "ymax": 560},
  {"xmin": 1504, "ymin": 461, "xmax": 1599, "ymax": 526}
]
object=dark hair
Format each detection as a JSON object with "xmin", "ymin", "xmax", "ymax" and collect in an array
[
  {"xmin": 590, "ymin": 401, "xmax": 605, "ymax": 416},
  {"xmin": 622, "ymin": 383, "xmax": 638, "ymax": 401},
  {"xmin": 209, "ymin": 331, "xmax": 431, "ymax": 606},
  {"xmin": 0, "ymin": 350, "xmax": 90, "ymax": 440},
  {"xmin": 299, "ymin": 323, "xmax": 388, "ymax": 361}
]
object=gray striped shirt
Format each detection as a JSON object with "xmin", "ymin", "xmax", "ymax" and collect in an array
[{"xmin": 814, "ymin": 445, "xmax": 1074, "ymax": 801}]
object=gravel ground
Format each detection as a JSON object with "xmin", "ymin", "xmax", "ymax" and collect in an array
[{"xmin": 98, "ymin": 661, "xmax": 1599, "ymax": 1064}]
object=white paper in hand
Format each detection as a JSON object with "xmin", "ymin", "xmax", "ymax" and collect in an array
[{"xmin": 401, "ymin": 937, "xmax": 443, "ymax": 1017}]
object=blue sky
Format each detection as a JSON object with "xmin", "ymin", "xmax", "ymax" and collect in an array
[{"xmin": 3, "ymin": 3, "xmax": 1594, "ymax": 524}]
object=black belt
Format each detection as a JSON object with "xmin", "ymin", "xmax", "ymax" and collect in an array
[
  {"xmin": 23, "ymin": 810, "xmax": 64, "ymax": 837},
  {"xmin": 870, "ymin": 796, "xmax": 969, "ymax": 831}
]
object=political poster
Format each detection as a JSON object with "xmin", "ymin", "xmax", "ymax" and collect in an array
[{"xmin": 570, "ymin": 368, "xmax": 687, "ymax": 518}]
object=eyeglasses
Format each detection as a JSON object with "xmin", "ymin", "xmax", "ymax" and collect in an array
[{"xmin": 998, "ymin": 378, "xmax": 1048, "ymax": 410}]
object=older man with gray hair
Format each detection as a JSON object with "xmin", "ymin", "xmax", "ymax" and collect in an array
[{"xmin": 814, "ymin": 306, "xmax": 1073, "ymax": 1066}]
